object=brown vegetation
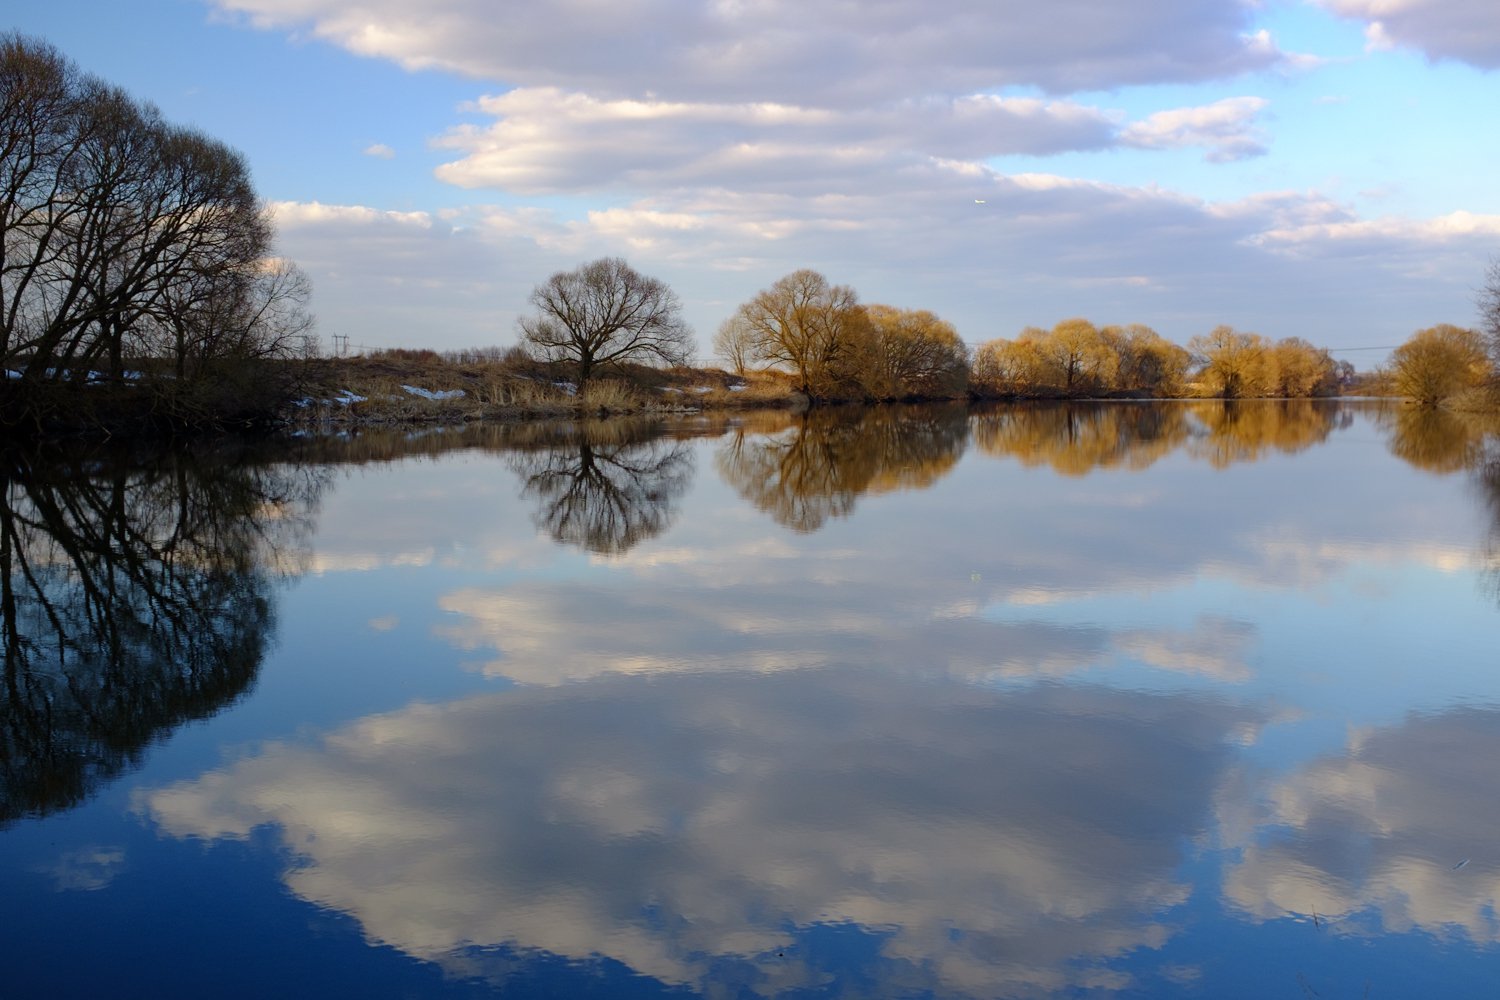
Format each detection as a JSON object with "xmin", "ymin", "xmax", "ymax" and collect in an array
[{"xmin": 1387, "ymin": 324, "xmax": 1492, "ymax": 406}]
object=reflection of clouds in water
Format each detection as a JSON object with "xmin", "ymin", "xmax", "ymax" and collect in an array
[
  {"xmin": 142, "ymin": 673, "xmax": 1264, "ymax": 997},
  {"xmin": 35, "ymin": 846, "xmax": 128, "ymax": 891},
  {"xmin": 1251, "ymin": 537, "xmax": 1475, "ymax": 588},
  {"xmin": 435, "ymin": 581, "xmax": 1258, "ymax": 684},
  {"xmin": 306, "ymin": 549, "xmax": 435, "ymax": 574},
  {"xmin": 1110, "ymin": 615, "xmax": 1256, "ymax": 683},
  {"xmin": 1225, "ymin": 707, "xmax": 1500, "ymax": 942}
]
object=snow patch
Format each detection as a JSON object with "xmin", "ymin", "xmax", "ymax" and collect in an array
[
  {"xmin": 401, "ymin": 384, "xmax": 466, "ymax": 401},
  {"xmin": 293, "ymin": 389, "xmax": 368, "ymax": 407}
]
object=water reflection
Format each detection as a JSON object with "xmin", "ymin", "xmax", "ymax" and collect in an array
[
  {"xmin": 1378, "ymin": 404, "xmax": 1495, "ymax": 474},
  {"xmin": 972, "ymin": 400, "xmax": 1346, "ymax": 476},
  {"xmin": 715, "ymin": 405, "xmax": 968, "ymax": 531},
  {"xmin": 973, "ymin": 402, "xmax": 1192, "ymax": 475},
  {"xmin": 143, "ymin": 671, "xmax": 1265, "ymax": 997},
  {"xmin": 1225, "ymin": 706, "xmax": 1500, "ymax": 942},
  {"xmin": 0, "ymin": 446, "xmax": 318, "ymax": 823},
  {"xmin": 504, "ymin": 420, "xmax": 695, "ymax": 554}
]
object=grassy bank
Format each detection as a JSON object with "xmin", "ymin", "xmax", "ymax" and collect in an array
[{"xmin": 287, "ymin": 352, "xmax": 803, "ymax": 427}]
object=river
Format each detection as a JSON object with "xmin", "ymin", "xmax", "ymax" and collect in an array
[{"xmin": 3, "ymin": 399, "xmax": 1498, "ymax": 998}]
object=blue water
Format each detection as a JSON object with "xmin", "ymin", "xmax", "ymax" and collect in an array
[{"xmin": 3, "ymin": 400, "xmax": 1498, "ymax": 998}]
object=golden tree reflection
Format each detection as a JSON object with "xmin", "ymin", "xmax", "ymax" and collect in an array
[
  {"xmin": 972, "ymin": 402, "xmax": 1191, "ymax": 476},
  {"xmin": 1183, "ymin": 399, "xmax": 1344, "ymax": 469},
  {"xmin": 0, "ymin": 445, "xmax": 320, "ymax": 823},
  {"xmin": 715, "ymin": 405, "xmax": 968, "ymax": 531},
  {"xmin": 1376, "ymin": 403, "xmax": 1493, "ymax": 474}
]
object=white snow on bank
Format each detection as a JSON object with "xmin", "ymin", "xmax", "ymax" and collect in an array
[
  {"xmin": 5, "ymin": 368, "xmax": 144, "ymax": 383},
  {"xmin": 293, "ymin": 389, "xmax": 368, "ymax": 407},
  {"xmin": 552, "ymin": 381, "xmax": 577, "ymax": 396},
  {"xmin": 401, "ymin": 385, "xmax": 466, "ymax": 401}
]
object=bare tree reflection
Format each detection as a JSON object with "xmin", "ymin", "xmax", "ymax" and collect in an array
[
  {"xmin": 506, "ymin": 420, "xmax": 694, "ymax": 554},
  {"xmin": 0, "ymin": 446, "xmax": 319, "ymax": 823},
  {"xmin": 715, "ymin": 405, "xmax": 968, "ymax": 532}
]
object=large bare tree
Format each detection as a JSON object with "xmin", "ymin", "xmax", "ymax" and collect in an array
[
  {"xmin": 0, "ymin": 34, "xmax": 311, "ymax": 406},
  {"xmin": 518, "ymin": 257, "xmax": 692, "ymax": 386}
]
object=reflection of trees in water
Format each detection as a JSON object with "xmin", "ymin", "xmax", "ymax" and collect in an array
[
  {"xmin": 715, "ymin": 405, "xmax": 968, "ymax": 532},
  {"xmin": 1183, "ymin": 399, "xmax": 1344, "ymax": 469},
  {"xmin": 506, "ymin": 420, "xmax": 694, "ymax": 554},
  {"xmin": 1471, "ymin": 439, "xmax": 1500, "ymax": 606},
  {"xmin": 1375, "ymin": 402, "xmax": 1495, "ymax": 474},
  {"xmin": 0, "ymin": 448, "xmax": 319, "ymax": 823},
  {"xmin": 972, "ymin": 402, "xmax": 1191, "ymax": 476},
  {"xmin": 972, "ymin": 400, "xmax": 1345, "ymax": 474}
]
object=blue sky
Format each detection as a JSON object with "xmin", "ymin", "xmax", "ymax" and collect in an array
[{"xmin": 11, "ymin": 0, "xmax": 1500, "ymax": 360}]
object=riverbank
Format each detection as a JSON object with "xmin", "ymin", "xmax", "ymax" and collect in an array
[{"xmin": 3, "ymin": 350, "xmax": 1389, "ymax": 440}]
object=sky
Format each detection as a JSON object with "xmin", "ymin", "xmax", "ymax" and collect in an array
[{"xmin": 10, "ymin": 0, "xmax": 1500, "ymax": 362}]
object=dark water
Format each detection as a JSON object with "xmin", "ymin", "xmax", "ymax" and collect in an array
[{"xmin": 3, "ymin": 400, "xmax": 1499, "ymax": 999}]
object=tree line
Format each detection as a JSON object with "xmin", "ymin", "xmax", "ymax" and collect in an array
[
  {"xmin": 1, "ymin": 34, "xmax": 312, "ymax": 428},
  {"xmin": 10, "ymin": 33, "xmax": 1500, "ymax": 428},
  {"xmin": 518, "ymin": 252, "xmax": 1500, "ymax": 408},
  {"xmin": 519, "ymin": 258, "xmax": 1354, "ymax": 402}
]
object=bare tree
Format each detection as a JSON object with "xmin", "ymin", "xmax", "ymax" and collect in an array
[
  {"xmin": 712, "ymin": 312, "xmax": 757, "ymax": 375},
  {"xmin": 518, "ymin": 257, "xmax": 692, "ymax": 386},
  {"xmin": 731, "ymin": 269, "xmax": 868, "ymax": 397},
  {"xmin": 1480, "ymin": 256, "xmax": 1500, "ymax": 367},
  {"xmin": 0, "ymin": 34, "xmax": 310, "ymax": 416},
  {"xmin": 863, "ymin": 305, "xmax": 969, "ymax": 398}
]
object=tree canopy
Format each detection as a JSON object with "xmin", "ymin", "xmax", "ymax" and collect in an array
[
  {"xmin": 518, "ymin": 256, "xmax": 692, "ymax": 385},
  {"xmin": 0, "ymin": 33, "xmax": 311, "ymax": 396},
  {"xmin": 1389, "ymin": 324, "xmax": 1491, "ymax": 405}
]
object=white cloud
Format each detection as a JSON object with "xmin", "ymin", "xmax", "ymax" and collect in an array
[
  {"xmin": 432, "ymin": 88, "xmax": 1121, "ymax": 195},
  {"xmin": 212, "ymin": 0, "xmax": 1286, "ymax": 102},
  {"xmin": 262, "ymin": 182, "xmax": 1495, "ymax": 356},
  {"xmin": 1319, "ymin": 0, "xmax": 1500, "ymax": 68},
  {"xmin": 362, "ymin": 142, "xmax": 395, "ymax": 159},
  {"xmin": 1119, "ymin": 97, "xmax": 1270, "ymax": 162}
]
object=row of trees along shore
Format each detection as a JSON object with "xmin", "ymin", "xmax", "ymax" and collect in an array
[
  {"xmin": 8, "ymin": 31, "xmax": 1500, "ymax": 435},
  {"xmin": 522, "ymin": 256, "xmax": 1500, "ymax": 408},
  {"xmin": 522, "ymin": 260, "xmax": 1348, "ymax": 402},
  {"xmin": 1, "ymin": 34, "xmax": 313, "ymax": 432}
]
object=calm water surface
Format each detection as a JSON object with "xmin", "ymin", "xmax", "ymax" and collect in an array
[{"xmin": 3, "ymin": 400, "xmax": 1499, "ymax": 998}]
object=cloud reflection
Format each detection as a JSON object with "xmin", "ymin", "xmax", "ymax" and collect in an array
[
  {"xmin": 1225, "ymin": 707, "xmax": 1500, "ymax": 942},
  {"xmin": 143, "ymin": 672, "xmax": 1264, "ymax": 997},
  {"xmin": 435, "ymin": 579, "xmax": 1258, "ymax": 686}
]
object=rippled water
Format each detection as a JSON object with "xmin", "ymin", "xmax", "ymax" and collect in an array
[{"xmin": 4, "ymin": 400, "xmax": 1499, "ymax": 998}]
